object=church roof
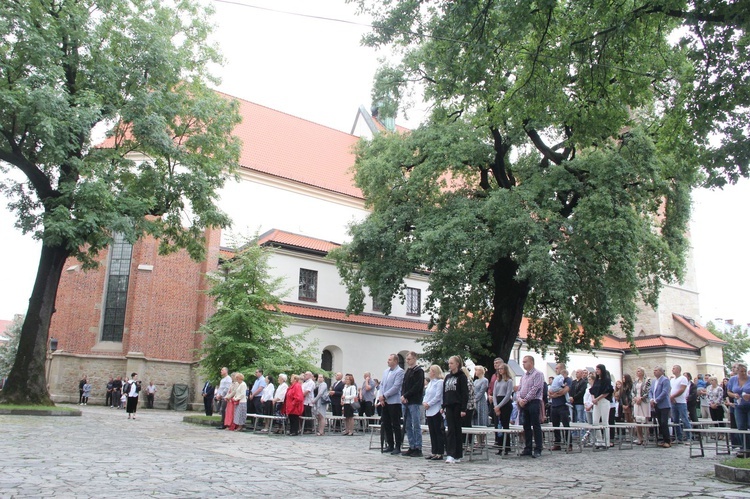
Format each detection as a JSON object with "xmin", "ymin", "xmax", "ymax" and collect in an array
[
  {"xmin": 99, "ymin": 92, "xmax": 365, "ymax": 199},
  {"xmin": 673, "ymin": 313, "xmax": 726, "ymax": 343},
  {"xmin": 257, "ymin": 229, "xmax": 340, "ymax": 255},
  {"xmin": 220, "ymin": 93, "xmax": 363, "ymax": 199},
  {"xmin": 630, "ymin": 335, "xmax": 698, "ymax": 351},
  {"xmin": 278, "ymin": 302, "xmax": 430, "ymax": 332}
]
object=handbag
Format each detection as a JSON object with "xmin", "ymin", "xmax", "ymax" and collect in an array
[{"xmin": 351, "ymin": 399, "xmax": 361, "ymax": 411}]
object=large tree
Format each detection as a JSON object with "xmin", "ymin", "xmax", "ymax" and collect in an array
[
  {"xmin": 0, "ymin": 0, "xmax": 241, "ymax": 405},
  {"xmin": 199, "ymin": 238, "xmax": 321, "ymax": 384},
  {"xmin": 335, "ymin": 0, "xmax": 748, "ymax": 366}
]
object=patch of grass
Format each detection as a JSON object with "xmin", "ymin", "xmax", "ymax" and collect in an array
[
  {"xmin": 0, "ymin": 404, "xmax": 78, "ymax": 412},
  {"xmin": 183, "ymin": 414, "xmax": 222, "ymax": 426},
  {"xmin": 191, "ymin": 415, "xmax": 221, "ymax": 421},
  {"xmin": 723, "ymin": 457, "xmax": 750, "ymax": 469}
]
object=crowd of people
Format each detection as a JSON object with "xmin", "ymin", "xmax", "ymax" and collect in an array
[
  {"xmin": 78, "ymin": 373, "xmax": 148, "ymax": 417},
  {"xmin": 202, "ymin": 353, "xmax": 750, "ymax": 461}
]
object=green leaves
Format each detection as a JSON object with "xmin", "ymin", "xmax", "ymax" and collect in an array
[
  {"xmin": 199, "ymin": 239, "xmax": 321, "ymax": 383},
  {"xmin": 0, "ymin": 0, "xmax": 241, "ymax": 264},
  {"xmin": 0, "ymin": 315, "xmax": 23, "ymax": 379},
  {"xmin": 336, "ymin": 0, "xmax": 729, "ymax": 363},
  {"xmin": 708, "ymin": 322, "xmax": 750, "ymax": 377}
]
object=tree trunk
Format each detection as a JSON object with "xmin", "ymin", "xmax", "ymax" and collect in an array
[
  {"xmin": 0, "ymin": 242, "xmax": 70, "ymax": 405},
  {"xmin": 477, "ymin": 257, "xmax": 529, "ymax": 368}
]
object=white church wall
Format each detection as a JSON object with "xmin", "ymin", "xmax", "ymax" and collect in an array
[
  {"xmin": 219, "ymin": 173, "xmax": 368, "ymax": 246},
  {"xmin": 285, "ymin": 320, "xmax": 426, "ymax": 383}
]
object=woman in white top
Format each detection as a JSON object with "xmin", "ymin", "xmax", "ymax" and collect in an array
[
  {"xmin": 632, "ymin": 367, "xmax": 651, "ymax": 444},
  {"xmin": 261, "ymin": 376, "xmax": 275, "ymax": 415},
  {"xmin": 423, "ymin": 364, "xmax": 445, "ymax": 460},
  {"xmin": 231, "ymin": 373, "xmax": 248, "ymax": 431},
  {"xmin": 342, "ymin": 374, "xmax": 358, "ymax": 436}
]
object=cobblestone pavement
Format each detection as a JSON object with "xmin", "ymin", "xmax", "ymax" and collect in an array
[{"xmin": 2, "ymin": 405, "xmax": 750, "ymax": 498}]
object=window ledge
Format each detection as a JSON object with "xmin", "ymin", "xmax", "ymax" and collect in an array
[{"xmin": 92, "ymin": 341, "xmax": 124, "ymax": 353}]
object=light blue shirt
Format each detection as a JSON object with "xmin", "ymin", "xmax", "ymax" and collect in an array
[
  {"xmin": 218, "ymin": 375, "xmax": 232, "ymax": 398},
  {"xmin": 251, "ymin": 377, "xmax": 267, "ymax": 398},
  {"xmin": 381, "ymin": 366, "xmax": 404, "ymax": 405}
]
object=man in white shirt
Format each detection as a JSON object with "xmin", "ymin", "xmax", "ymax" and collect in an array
[
  {"xmin": 215, "ymin": 367, "xmax": 232, "ymax": 429},
  {"xmin": 302, "ymin": 371, "xmax": 316, "ymax": 433},
  {"xmin": 670, "ymin": 364, "xmax": 692, "ymax": 443}
]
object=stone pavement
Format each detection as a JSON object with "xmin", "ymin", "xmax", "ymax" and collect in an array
[{"xmin": 2, "ymin": 405, "xmax": 750, "ymax": 498}]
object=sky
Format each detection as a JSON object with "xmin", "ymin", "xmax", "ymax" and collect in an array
[{"xmin": 0, "ymin": 0, "xmax": 748, "ymax": 330}]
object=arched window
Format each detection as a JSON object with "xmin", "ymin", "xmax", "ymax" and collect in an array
[
  {"xmin": 321, "ymin": 349, "xmax": 333, "ymax": 372},
  {"xmin": 398, "ymin": 353, "xmax": 405, "ymax": 369}
]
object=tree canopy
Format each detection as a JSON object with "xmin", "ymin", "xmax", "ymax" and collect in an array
[
  {"xmin": 199, "ymin": 238, "xmax": 321, "ymax": 385},
  {"xmin": 336, "ymin": 0, "xmax": 748, "ymax": 366},
  {"xmin": 0, "ymin": 0, "xmax": 241, "ymax": 404},
  {"xmin": 707, "ymin": 322, "xmax": 750, "ymax": 376}
]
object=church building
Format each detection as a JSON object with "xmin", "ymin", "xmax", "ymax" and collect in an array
[{"xmin": 45, "ymin": 93, "xmax": 724, "ymax": 407}]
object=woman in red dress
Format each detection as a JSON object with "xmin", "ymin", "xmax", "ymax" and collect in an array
[{"xmin": 284, "ymin": 374, "xmax": 304, "ymax": 435}]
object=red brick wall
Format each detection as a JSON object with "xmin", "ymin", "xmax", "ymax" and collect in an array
[{"xmin": 49, "ymin": 229, "xmax": 220, "ymax": 361}]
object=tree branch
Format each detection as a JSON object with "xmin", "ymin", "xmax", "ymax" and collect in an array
[
  {"xmin": 490, "ymin": 127, "xmax": 513, "ymax": 189},
  {"xmin": 0, "ymin": 144, "xmax": 56, "ymax": 200},
  {"xmin": 523, "ymin": 124, "xmax": 565, "ymax": 165}
]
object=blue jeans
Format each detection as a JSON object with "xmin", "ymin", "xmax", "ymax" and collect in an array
[
  {"xmin": 403, "ymin": 403, "xmax": 422, "ymax": 449},
  {"xmin": 735, "ymin": 404, "xmax": 750, "ymax": 452},
  {"xmin": 671, "ymin": 402, "xmax": 691, "ymax": 441},
  {"xmin": 573, "ymin": 404, "xmax": 586, "ymax": 436}
]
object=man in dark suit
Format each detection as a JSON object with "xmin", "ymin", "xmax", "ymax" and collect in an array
[
  {"xmin": 329, "ymin": 372, "xmax": 344, "ymax": 430},
  {"xmin": 650, "ymin": 366, "xmax": 672, "ymax": 447},
  {"xmin": 202, "ymin": 380, "xmax": 215, "ymax": 416}
]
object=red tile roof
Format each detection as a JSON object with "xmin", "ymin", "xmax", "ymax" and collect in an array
[
  {"xmin": 518, "ymin": 317, "xmax": 698, "ymax": 352},
  {"xmin": 278, "ymin": 303, "xmax": 430, "ymax": 332},
  {"xmin": 633, "ymin": 335, "xmax": 698, "ymax": 350},
  {"xmin": 593, "ymin": 334, "xmax": 698, "ymax": 351},
  {"xmin": 99, "ymin": 92, "xmax": 366, "ymax": 199},
  {"xmin": 257, "ymin": 229, "xmax": 340, "ymax": 254},
  {"xmin": 672, "ymin": 314, "xmax": 726, "ymax": 343},
  {"xmin": 218, "ymin": 93, "xmax": 363, "ymax": 199}
]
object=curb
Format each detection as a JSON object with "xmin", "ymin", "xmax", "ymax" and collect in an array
[
  {"xmin": 0, "ymin": 408, "xmax": 82, "ymax": 416},
  {"xmin": 715, "ymin": 463, "xmax": 750, "ymax": 483}
]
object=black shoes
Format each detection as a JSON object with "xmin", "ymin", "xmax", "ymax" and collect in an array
[
  {"xmin": 410, "ymin": 449, "xmax": 423, "ymax": 457},
  {"xmin": 532, "ymin": 450, "xmax": 542, "ymax": 458},
  {"xmin": 520, "ymin": 450, "xmax": 532, "ymax": 456},
  {"xmin": 401, "ymin": 448, "xmax": 414, "ymax": 456},
  {"xmin": 390, "ymin": 448, "xmax": 401, "ymax": 455},
  {"xmin": 382, "ymin": 446, "xmax": 394, "ymax": 454}
]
